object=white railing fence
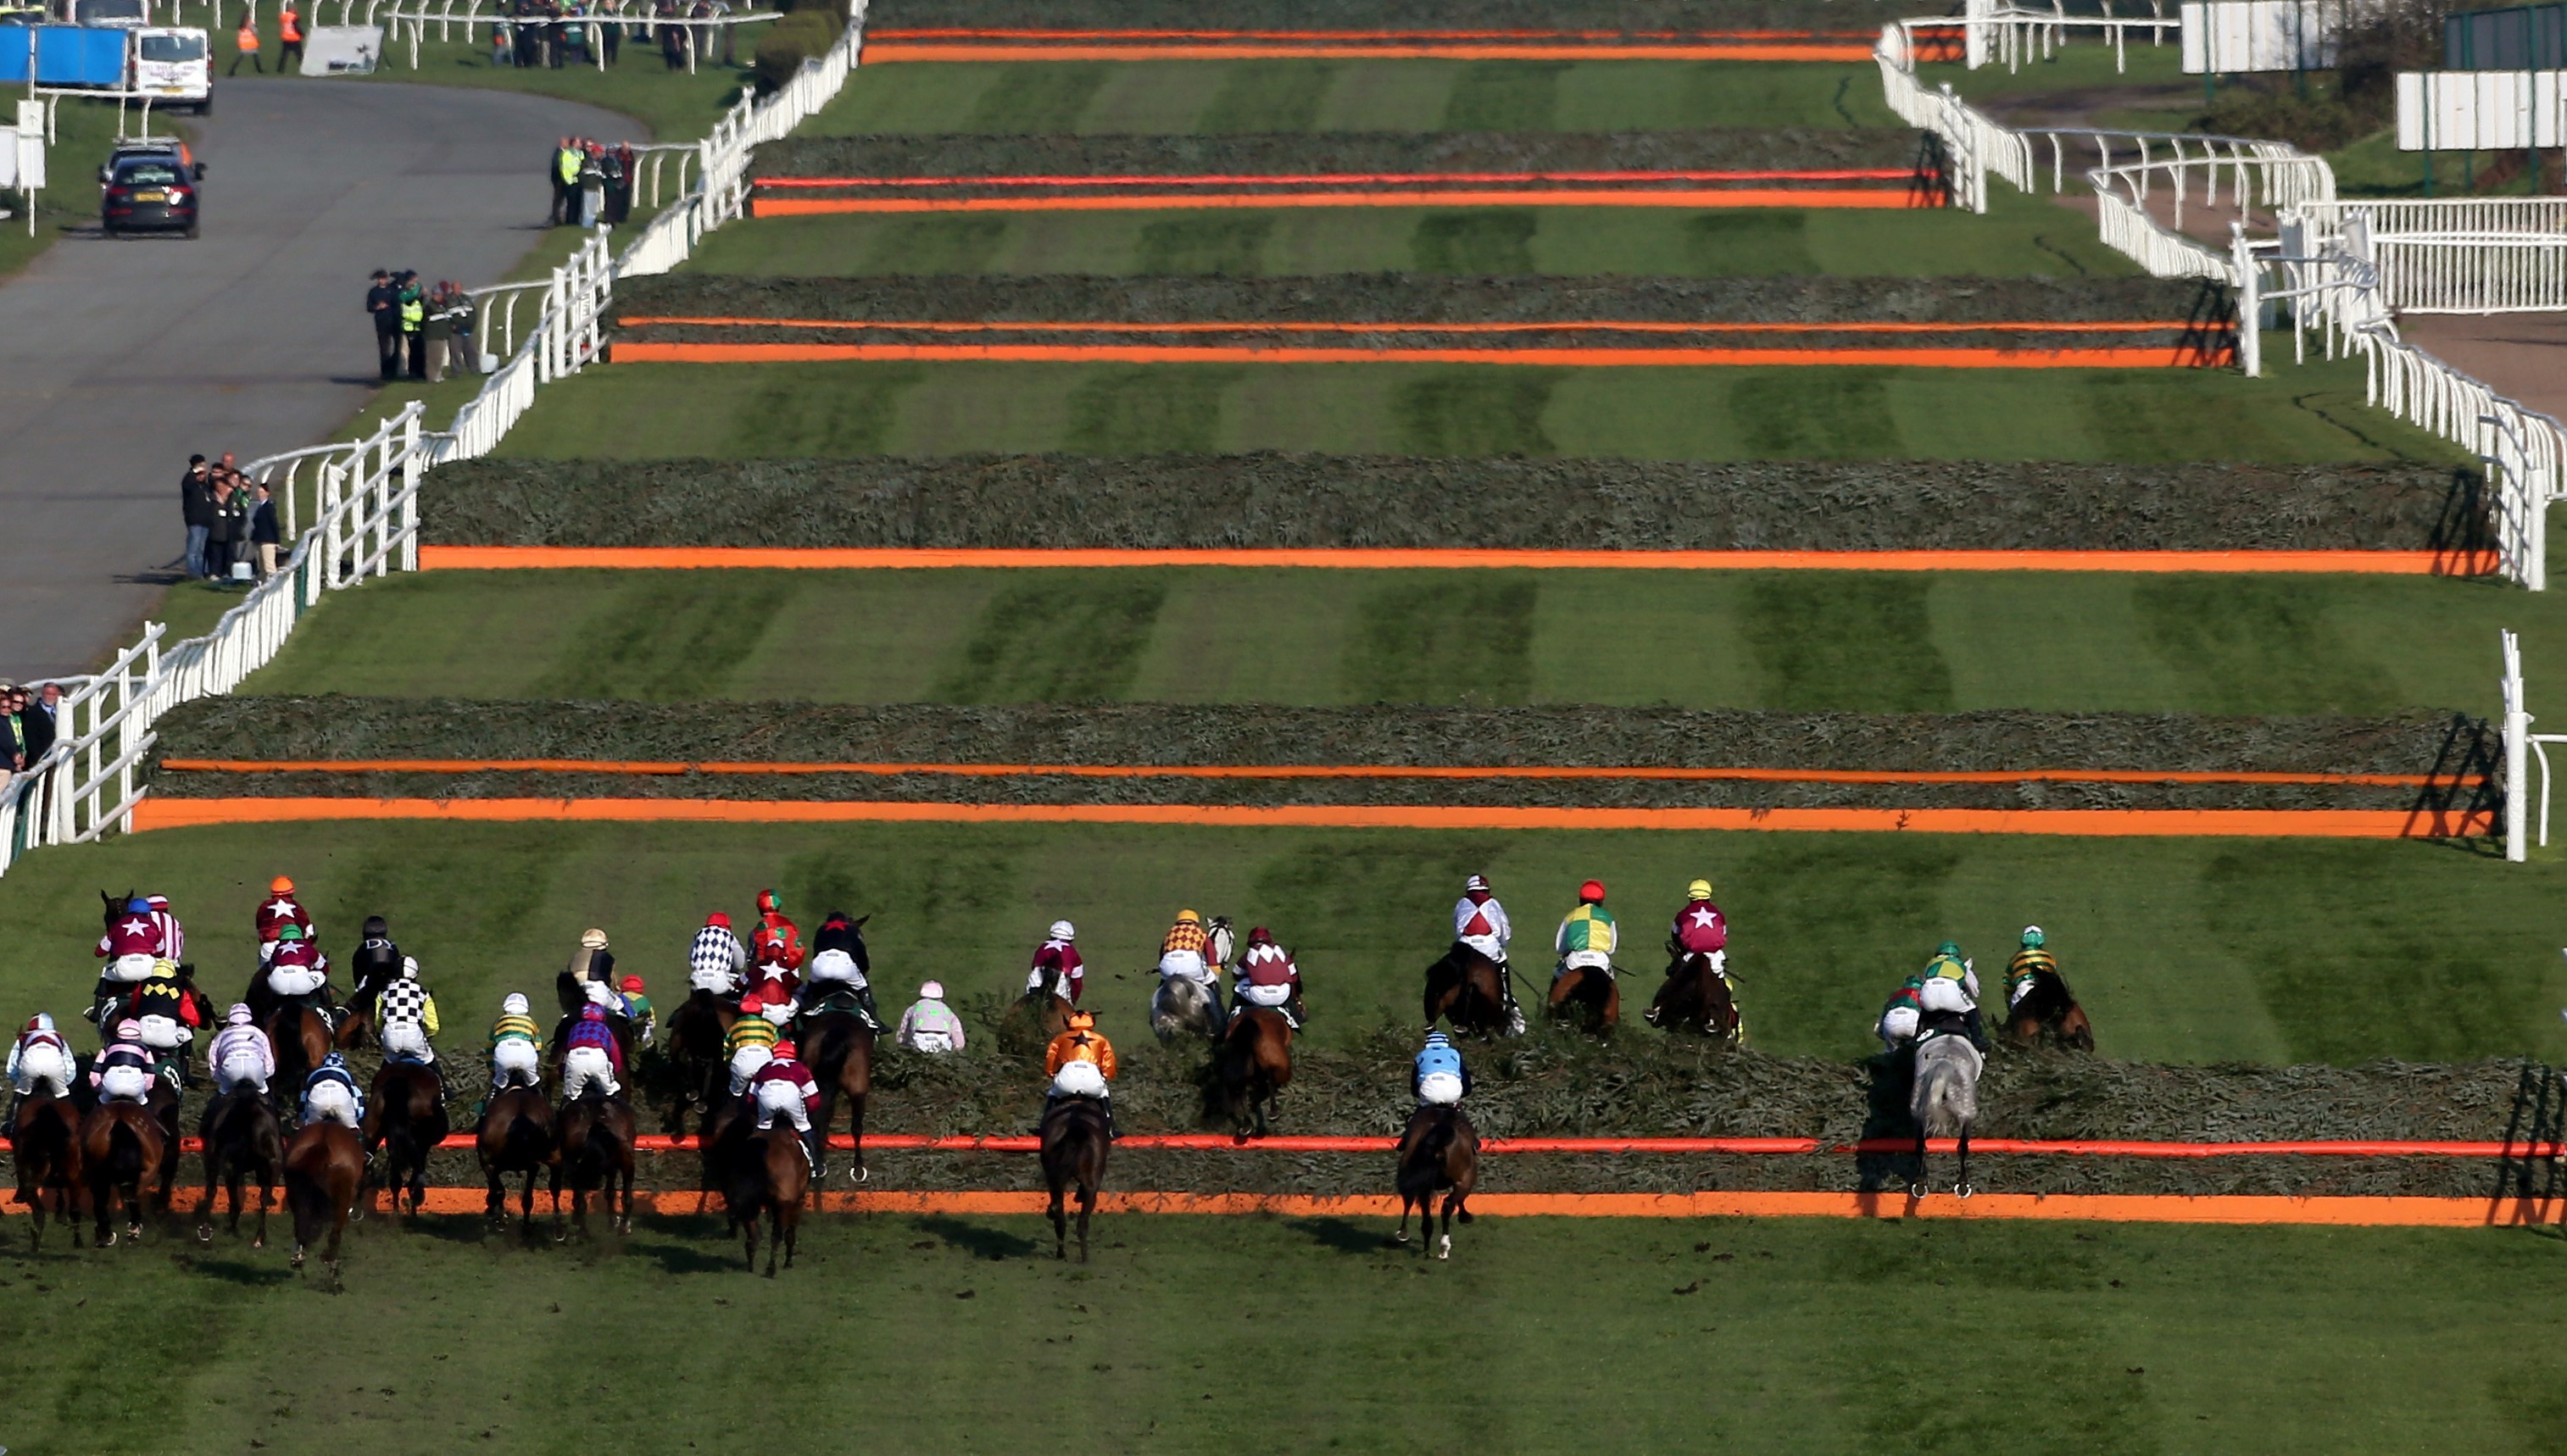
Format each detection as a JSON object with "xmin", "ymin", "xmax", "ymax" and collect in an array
[{"xmin": 0, "ymin": 3, "xmax": 872, "ymax": 881}]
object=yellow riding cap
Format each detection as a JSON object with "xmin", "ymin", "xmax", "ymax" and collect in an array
[
  {"xmin": 1176, "ymin": 909, "xmax": 1200, "ymax": 925},
  {"xmin": 1686, "ymin": 878, "xmax": 1713, "ymax": 901}
]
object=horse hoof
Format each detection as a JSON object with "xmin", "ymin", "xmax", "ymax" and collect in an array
[
  {"xmin": 1436, "ymin": 1237, "xmax": 1451, "ymax": 1260},
  {"xmin": 126, "ymin": 1225, "xmax": 142, "ymax": 1242},
  {"xmin": 855, "ymin": 1165, "xmax": 869, "ymax": 1185},
  {"xmin": 195, "ymin": 1225, "xmax": 214, "ymax": 1244},
  {"xmin": 1955, "ymin": 1183, "xmax": 1974, "ymax": 1200},
  {"xmin": 291, "ymin": 1249, "xmax": 304, "ymax": 1268},
  {"xmin": 1906, "ymin": 1183, "xmax": 1924, "ymax": 1200},
  {"xmin": 101, "ymin": 1231, "xmax": 118, "ymax": 1248},
  {"xmin": 1395, "ymin": 1231, "xmax": 1408, "ymax": 1244},
  {"xmin": 252, "ymin": 1236, "xmax": 264, "ymax": 1249}
]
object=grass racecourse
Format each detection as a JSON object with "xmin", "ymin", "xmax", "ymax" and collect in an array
[{"xmin": 5, "ymin": 1216, "xmax": 2564, "ymax": 1455}]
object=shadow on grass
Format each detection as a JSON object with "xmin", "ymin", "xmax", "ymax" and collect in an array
[
  {"xmin": 188, "ymin": 1255, "xmax": 297, "ymax": 1287},
  {"xmin": 1288, "ymin": 1215, "xmax": 1397, "ymax": 1256},
  {"xmin": 915, "ymin": 1213, "xmax": 1041, "ymax": 1261}
]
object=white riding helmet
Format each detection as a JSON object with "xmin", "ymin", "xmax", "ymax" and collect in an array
[
  {"xmin": 32, "ymin": 1011, "xmax": 54, "ymax": 1032},
  {"xmin": 918, "ymin": 981, "xmax": 944, "ymax": 999},
  {"xmin": 400, "ymin": 955, "xmax": 420, "ymax": 980},
  {"xmin": 225, "ymin": 1003, "xmax": 253, "ymax": 1026},
  {"xmin": 503, "ymin": 992, "xmax": 530, "ymax": 1015},
  {"xmin": 1048, "ymin": 920, "xmax": 1075, "ymax": 942}
]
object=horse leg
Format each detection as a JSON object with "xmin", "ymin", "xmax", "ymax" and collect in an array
[
  {"xmin": 198, "ymin": 1155, "xmax": 222, "ymax": 1243},
  {"xmin": 620, "ymin": 1154, "xmax": 636, "ymax": 1234},
  {"xmin": 1909, "ymin": 1125, "xmax": 1928, "ymax": 1200},
  {"xmin": 743, "ymin": 1199, "xmax": 760, "ymax": 1272},
  {"xmin": 1955, "ymin": 1124, "xmax": 1974, "ymax": 1199},
  {"xmin": 253, "ymin": 1170, "xmax": 271, "ymax": 1249},
  {"xmin": 548, "ymin": 1163, "xmax": 567, "ymax": 1243},
  {"xmin": 1437, "ymin": 1190, "xmax": 1456, "ymax": 1260},
  {"xmin": 483, "ymin": 1163, "xmax": 506, "ymax": 1221},
  {"xmin": 1076, "ymin": 1182, "xmax": 1093, "ymax": 1264},
  {"xmin": 2063, "ymin": 1006, "xmax": 2095, "ymax": 1053},
  {"xmin": 764, "ymin": 1205, "xmax": 781, "ymax": 1278},
  {"xmin": 845, "ymin": 1091, "xmax": 867, "ymax": 1185},
  {"xmin": 1396, "ymin": 1192, "xmax": 1412, "ymax": 1245},
  {"xmin": 1049, "ymin": 1183, "xmax": 1067, "ymax": 1260}
]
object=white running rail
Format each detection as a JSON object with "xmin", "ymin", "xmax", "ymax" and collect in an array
[{"xmin": 0, "ymin": 3, "xmax": 872, "ymax": 880}]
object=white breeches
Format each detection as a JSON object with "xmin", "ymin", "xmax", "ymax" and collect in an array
[
  {"xmin": 1024, "ymin": 969, "xmax": 1076, "ymax": 1000},
  {"xmin": 754, "ymin": 1079, "xmax": 811, "ymax": 1131},
  {"xmin": 105, "ymin": 953, "xmax": 158, "ymax": 984},
  {"xmin": 1879, "ymin": 1005, "xmax": 1921, "ymax": 1048},
  {"xmin": 380, "ymin": 1021, "xmax": 432, "ymax": 1062},
  {"xmin": 136, "ymin": 1014, "xmax": 191, "ymax": 1051},
  {"xmin": 1239, "ymin": 981, "xmax": 1292, "ymax": 1008},
  {"xmin": 214, "ymin": 1052, "xmax": 270, "ymax": 1095},
  {"xmin": 689, "ymin": 966, "xmax": 740, "ymax": 994},
  {"xmin": 727, "ymin": 1044, "xmax": 772, "ymax": 1094},
  {"xmin": 1560, "ymin": 949, "xmax": 1613, "ymax": 974},
  {"xmin": 760, "ymin": 1002, "xmax": 793, "ymax": 1028},
  {"xmin": 1157, "ymin": 950, "xmax": 1212, "ymax": 985},
  {"xmin": 1417, "ymin": 1071, "xmax": 1464, "ymax": 1106},
  {"xmin": 560, "ymin": 1046, "xmax": 618, "ymax": 1101},
  {"xmin": 1458, "ymin": 935, "xmax": 1507, "ymax": 965},
  {"xmin": 1050, "ymin": 1060, "xmax": 1108, "ymax": 1099},
  {"xmin": 1918, "ymin": 977, "xmax": 1974, "ymax": 1015},
  {"xmin": 266, "ymin": 965, "xmax": 326, "ymax": 998},
  {"xmin": 11, "ymin": 1044, "xmax": 72, "ymax": 1097},
  {"xmin": 490, "ymin": 1039, "xmax": 540, "ymax": 1088},
  {"xmin": 807, "ymin": 961, "xmax": 865, "ymax": 989},
  {"xmin": 97, "ymin": 1064, "xmax": 152, "ymax": 1103},
  {"xmin": 303, "ymin": 1081, "xmax": 359, "ymax": 1129}
]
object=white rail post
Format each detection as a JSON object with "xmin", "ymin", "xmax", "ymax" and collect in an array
[
  {"xmin": 2233, "ymin": 223, "xmax": 2261, "ymax": 376},
  {"xmin": 2505, "ymin": 629, "xmax": 2531, "ymax": 862}
]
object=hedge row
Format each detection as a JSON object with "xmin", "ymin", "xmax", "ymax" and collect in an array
[
  {"xmin": 749, "ymin": 128, "xmax": 1924, "ymax": 180},
  {"xmin": 422, "ymin": 454, "xmax": 2490, "ymax": 554},
  {"xmin": 871, "ymin": 0, "xmax": 1918, "ymax": 34},
  {"xmin": 615, "ymin": 272, "xmax": 2218, "ymax": 327},
  {"xmin": 159, "ymin": 697, "xmax": 2492, "ymax": 775}
]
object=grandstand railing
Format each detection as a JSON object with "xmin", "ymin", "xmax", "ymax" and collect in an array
[{"xmin": 0, "ymin": 3, "xmax": 873, "ymax": 881}]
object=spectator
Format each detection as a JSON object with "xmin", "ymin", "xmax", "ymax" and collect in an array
[
  {"xmin": 598, "ymin": 0, "xmax": 621, "ymax": 64},
  {"xmin": 3, "ymin": 683, "xmax": 26, "ymax": 776},
  {"xmin": 366, "ymin": 268, "xmax": 399, "ymax": 382},
  {"xmin": 423, "ymin": 281, "xmax": 456, "ymax": 382},
  {"xmin": 206, "ymin": 472, "xmax": 239, "ymax": 581},
  {"xmin": 548, "ymin": 136, "xmax": 580, "ymax": 225},
  {"xmin": 451, "ymin": 285, "xmax": 480, "ymax": 374},
  {"xmin": 229, "ymin": 8, "xmax": 263, "ymax": 74},
  {"xmin": 715, "ymin": 0, "xmax": 735, "ymax": 64},
  {"xmin": 578, "ymin": 142, "xmax": 607, "ymax": 227},
  {"xmin": 278, "ymin": 3, "xmax": 304, "ymax": 69},
  {"xmin": 249, "ymin": 481, "xmax": 281, "ymax": 578},
  {"xmin": 398, "ymin": 271, "xmax": 426, "ymax": 379},
  {"xmin": 609, "ymin": 140, "xmax": 636, "ymax": 224},
  {"xmin": 180, "ymin": 454, "xmax": 214, "ymax": 579},
  {"xmin": 658, "ymin": 0, "xmax": 685, "ymax": 69},
  {"xmin": 19, "ymin": 684, "xmax": 55, "ymax": 764}
]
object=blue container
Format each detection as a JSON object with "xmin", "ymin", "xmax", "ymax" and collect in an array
[{"xmin": 36, "ymin": 25, "xmax": 127, "ymax": 86}]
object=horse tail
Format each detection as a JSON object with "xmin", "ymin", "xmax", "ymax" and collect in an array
[{"xmin": 1417, "ymin": 1109, "xmax": 1456, "ymax": 1168}]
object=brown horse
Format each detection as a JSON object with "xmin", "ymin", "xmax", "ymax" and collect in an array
[
  {"xmin": 9, "ymin": 1093, "xmax": 83, "ymax": 1251},
  {"xmin": 363, "ymin": 1059, "xmax": 449, "ymax": 1220},
  {"xmin": 797, "ymin": 1009, "xmax": 872, "ymax": 1183},
  {"xmin": 1546, "ymin": 966, "xmax": 1619, "ymax": 1034},
  {"xmin": 1645, "ymin": 952, "xmax": 1742, "ymax": 1042},
  {"xmin": 2003, "ymin": 970, "xmax": 2096, "ymax": 1052},
  {"xmin": 476, "ymin": 1086, "xmax": 558, "ymax": 1232},
  {"xmin": 144, "ymin": 1073, "xmax": 187, "ymax": 1218},
  {"xmin": 328, "ymin": 1001, "xmax": 371, "ymax": 1052},
  {"xmin": 1395, "ymin": 1103, "xmax": 1478, "ymax": 1259},
  {"xmin": 662, "ymin": 988, "xmax": 738, "ymax": 1132},
  {"xmin": 1016, "ymin": 967, "xmax": 1075, "ymax": 1043},
  {"xmin": 1423, "ymin": 943, "xmax": 1512, "ymax": 1038},
  {"xmin": 726, "ymin": 1127, "xmax": 810, "ymax": 1276},
  {"xmin": 283, "ymin": 1120, "xmax": 364, "ymax": 1275},
  {"xmin": 1039, "ymin": 1096, "xmax": 1111, "ymax": 1262},
  {"xmin": 196, "ymin": 1089, "xmax": 284, "ymax": 1247},
  {"xmin": 1216, "ymin": 1006, "xmax": 1294, "ymax": 1138},
  {"xmin": 264, "ymin": 1005, "xmax": 334, "ymax": 1112},
  {"xmin": 81, "ymin": 1099, "xmax": 165, "ymax": 1247},
  {"xmin": 554, "ymin": 1091, "xmax": 638, "ymax": 1238}
]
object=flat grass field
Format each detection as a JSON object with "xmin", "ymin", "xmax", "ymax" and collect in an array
[
  {"xmin": 4, "ymin": 821, "xmax": 2562, "ymax": 1065},
  {"xmin": 319, "ymin": 33, "xmax": 766, "ymax": 139},
  {"xmin": 810, "ymin": 57, "xmax": 1901, "ymax": 135},
  {"xmin": 242, "ymin": 568, "xmax": 2547, "ymax": 718},
  {"xmin": 498, "ymin": 359, "xmax": 2458, "ymax": 462},
  {"xmin": 8, "ymin": 1216, "xmax": 2564, "ymax": 1455},
  {"xmin": 693, "ymin": 192, "xmax": 2134, "ymax": 280}
]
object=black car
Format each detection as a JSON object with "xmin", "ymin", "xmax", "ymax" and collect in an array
[{"xmin": 101, "ymin": 155, "xmax": 198, "ymax": 238}]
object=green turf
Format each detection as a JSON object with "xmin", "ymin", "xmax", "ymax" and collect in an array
[
  {"xmin": 5, "ymin": 1215, "xmax": 2562, "ymax": 1455},
  {"xmin": 5, "ymin": 821, "xmax": 2566, "ymax": 1065},
  {"xmin": 237, "ymin": 567, "xmax": 2550, "ymax": 717},
  {"xmin": 498, "ymin": 358, "xmax": 2462, "ymax": 464},
  {"xmin": 690, "ymin": 192, "xmax": 2135, "ymax": 279},
  {"xmin": 308, "ymin": 33, "xmax": 770, "ymax": 139},
  {"xmin": 809, "ymin": 58, "xmax": 1900, "ymax": 135}
]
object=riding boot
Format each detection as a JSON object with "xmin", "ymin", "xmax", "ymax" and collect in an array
[
  {"xmin": 1103, "ymin": 1098, "xmax": 1120, "ymax": 1141},
  {"xmin": 857, "ymin": 985, "xmax": 885, "ymax": 1032},
  {"xmin": 803, "ymin": 1125, "xmax": 825, "ymax": 1177}
]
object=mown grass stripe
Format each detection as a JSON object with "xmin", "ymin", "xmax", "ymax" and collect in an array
[
  {"xmin": 415, "ymin": 547, "xmax": 2486, "ymax": 573},
  {"xmin": 754, "ymin": 188, "xmax": 1924, "ymax": 214},
  {"xmin": 610, "ymin": 342, "xmax": 2224, "ymax": 368}
]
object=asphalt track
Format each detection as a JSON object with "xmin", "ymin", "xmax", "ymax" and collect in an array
[{"xmin": 0, "ymin": 78, "xmax": 643, "ymax": 681}]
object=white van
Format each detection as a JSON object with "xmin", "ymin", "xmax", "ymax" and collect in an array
[{"xmin": 131, "ymin": 25, "xmax": 208, "ymax": 112}]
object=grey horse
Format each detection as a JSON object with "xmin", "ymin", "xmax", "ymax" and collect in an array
[
  {"xmin": 1149, "ymin": 917, "xmax": 1233, "ymax": 1044},
  {"xmin": 1907, "ymin": 1014, "xmax": 1984, "ymax": 1198}
]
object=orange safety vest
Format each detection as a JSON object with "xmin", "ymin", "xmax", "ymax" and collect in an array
[
  {"xmin": 281, "ymin": 9, "xmax": 303, "ymax": 42},
  {"xmin": 236, "ymin": 20, "xmax": 259, "ymax": 49}
]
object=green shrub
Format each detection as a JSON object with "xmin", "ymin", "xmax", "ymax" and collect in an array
[{"xmin": 754, "ymin": 8, "xmax": 839, "ymax": 92}]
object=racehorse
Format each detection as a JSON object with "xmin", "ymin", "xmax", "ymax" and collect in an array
[
  {"xmin": 798, "ymin": 1009, "xmax": 872, "ymax": 1182},
  {"xmin": 726, "ymin": 1126, "xmax": 809, "ymax": 1276},
  {"xmin": 1019, "ymin": 963, "xmax": 1075, "ymax": 1043},
  {"xmin": 1645, "ymin": 952, "xmax": 1741, "ymax": 1042},
  {"xmin": 1149, "ymin": 974, "xmax": 1222, "ymax": 1045},
  {"xmin": 282, "ymin": 1120, "xmax": 363, "ymax": 1275},
  {"xmin": 144, "ymin": 1071, "xmax": 187, "ymax": 1218},
  {"xmin": 2003, "ymin": 968, "xmax": 2095, "ymax": 1053},
  {"xmin": 80, "ymin": 1098, "xmax": 164, "ymax": 1247},
  {"xmin": 1546, "ymin": 964, "xmax": 1619, "ymax": 1035},
  {"xmin": 196, "ymin": 1089, "xmax": 283, "ymax": 1247},
  {"xmin": 9, "ymin": 1093, "xmax": 82, "ymax": 1251},
  {"xmin": 1423, "ymin": 942, "xmax": 1512, "ymax": 1038},
  {"xmin": 553, "ymin": 1090, "xmax": 637, "ymax": 1238},
  {"xmin": 363, "ymin": 1059, "xmax": 449, "ymax": 1220},
  {"xmin": 1907, "ymin": 1013, "xmax": 1984, "ymax": 1199},
  {"xmin": 1215, "ymin": 1006, "xmax": 1294, "ymax": 1138},
  {"xmin": 264, "ymin": 1004, "xmax": 334, "ymax": 1113},
  {"xmin": 475, "ymin": 1086, "xmax": 558, "ymax": 1233},
  {"xmin": 1039, "ymin": 1095, "xmax": 1111, "ymax": 1262},
  {"xmin": 1394, "ymin": 1103, "xmax": 1478, "ymax": 1260},
  {"xmin": 661, "ymin": 989, "xmax": 738, "ymax": 1132},
  {"xmin": 345, "ymin": 919, "xmax": 403, "ymax": 1022}
]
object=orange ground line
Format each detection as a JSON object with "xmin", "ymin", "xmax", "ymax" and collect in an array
[
  {"xmin": 753, "ymin": 189, "xmax": 1922, "ymax": 214},
  {"xmin": 621, "ymin": 315, "xmax": 2186, "ymax": 337},
  {"xmin": 610, "ymin": 342, "xmax": 2218, "ymax": 370},
  {"xmin": 416, "ymin": 546, "xmax": 2475, "ymax": 575},
  {"xmin": 153, "ymin": 759, "xmax": 2471, "ymax": 789},
  {"xmin": 49, "ymin": 1188, "xmax": 2558, "ymax": 1226},
  {"xmin": 124, "ymin": 798, "xmax": 2491, "ymax": 839},
  {"xmin": 862, "ymin": 43, "xmax": 1879, "ymax": 62},
  {"xmin": 755, "ymin": 169, "xmax": 1921, "ymax": 187},
  {"xmin": 866, "ymin": 29, "xmax": 1886, "ymax": 41}
]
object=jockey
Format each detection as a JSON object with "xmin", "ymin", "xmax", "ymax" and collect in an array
[
  {"xmin": 95, "ymin": 895, "xmax": 164, "ymax": 984},
  {"xmin": 208, "ymin": 1005, "xmax": 276, "ymax": 1097},
  {"xmin": 123, "ymin": 967, "xmax": 201, "ymax": 1081},
  {"xmin": 1413, "ymin": 1030, "xmax": 1471, "ymax": 1107},
  {"xmin": 92, "ymin": 1020, "xmax": 156, "ymax": 1103},
  {"xmin": 749, "ymin": 1038, "xmax": 823, "ymax": 1170},
  {"xmin": 618, "ymin": 975, "xmax": 656, "ymax": 1048},
  {"xmin": 145, "ymin": 894, "xmax": 186, "ymax": 964},
  {"xmin": 796, "ymin": 947, "xmax": 884, "ymax": 1032},
  {"xmin": 1451, "ymin": 873, "xmax": 1518, "ymax": 1025},
  {"xmin": 726, "ymin": 996, "xmax": 780, "ymax": 1094},
  {"xmin": 689, "ymin": 910, "xmax": 750, "ymax": 998},
  {"xmin": 1554, "ymin": 880, "xmax": 1618, "ymax": 981},
  {"xmin": 1156, "ymin": 909, "xmax": 1218, "ymax": 992},
  {"xmin": 376, "ymin": 957, "xmax": 441, "ymax": 1064},
  {"xmin": 254, "ymin": 875, "xmax": 316, "ymax": 960},
  {"xmin": 300, "ymin": 1052, "xmax": 364, "ymax": 1130},
  {"xmin": 1044, "ymin": 1009, "xmax": 1119, "ymax": 1139},
  {"xmin": 1918, "ymin": 941, "xmax": 1987, "ymax": 1049},
  {"xmin": 264, "ymin": 923, "xmax": 334, "ymax": 1013},
  {"xmin": 2006, "ymin": 926, "xmax": 2058, "ymax": 1011},
  {"xmin": 347, "ymin": 914, "xmax": 403, "ymax": 1020},
  {"xmin": 1667, "ymin": 878, "xmax": 1729, "ymax": 976},
  {"xmin": 1230, "ymin": 926, "xmax": 1304, "ymax": 1029},
  {"xmin": 487, "ymin": 994, "xmax": 544, "ymax": 1094},
  {"xmin": 897, "ymin": 981, "xmax": 967, "ymax": 1053},
  {"xmin": 7, "ymin": 1014, "xmax": 74, "ymax": 1099},
  {"xmin": 559, "ymin": 1004, "xmax": 624, "ymax": 1101},
  {"xmin": 812, "ymin": 910, "xmax": 867, "ymax": 958},
  {"xmin": 1026, "ymin": 920, "xmax": 1084, "ymax": 1004},
  {"xmin": 566, "ymin": 927, "xmax": 615, "ymax": 994},
  {"xmin": 753, "ymin": 889, "xmax": 805, "ymax": 975},
  {"xmin": 1877, "ymin": 976, "xmax": 1926, "ymax": 1051}
]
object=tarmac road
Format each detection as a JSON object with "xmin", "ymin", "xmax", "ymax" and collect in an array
[{"xmin": 0, "ymin": 77, "xmax": 643, "ymax": 681}]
